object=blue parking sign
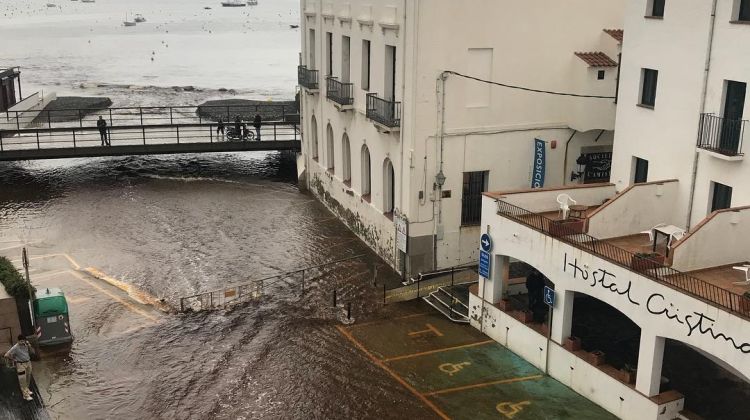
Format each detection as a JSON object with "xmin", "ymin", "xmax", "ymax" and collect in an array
[
  {"xmin": 479, "ymin": 250, "xmax": 491, "ymax": 278},
  {"xmin": 543, "ymin": 286, "xmax": 555, "ymax": 307}
]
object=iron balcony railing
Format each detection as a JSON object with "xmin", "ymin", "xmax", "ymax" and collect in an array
[
  {"xmin": 298, "ymin": 65, "xmax": 319, "ymax": 90},
  {"xmin": 697, "ymin": 113, "xmax": 746, "ymax": 157},
  {"xmin": 494, "ymin": 199, "xmax": 750, "ymax": 320},
  {"xmin": 326, "ymin": 77, "xmax": 353, "ymax": 106},
  {"xmin": 366, "ymin": 93, "xmax": 401, "ymax": 128}
]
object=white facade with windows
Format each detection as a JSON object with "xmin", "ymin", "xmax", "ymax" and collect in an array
[
  {"xmin": 470, "ymin": 1, "xmax": 750, "ymax": 418},
  {"xmin": 611, "ymin": 0, "xmax": 750, "ymax": 228},
  {"xmin": 298, "ymin": 0, "xmax": 626, "ymax": 275}
]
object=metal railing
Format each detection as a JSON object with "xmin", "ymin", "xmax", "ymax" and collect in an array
[
  {"xmin": 298, "ymin": 65, "xmax": 319, "ymax": 90},
  {"xmin": 366, "ymin": 93, "xmax": 401, "ymax": 128},
  {"xmin": 0, "ymin": 121, "xmax": 300, "ymax": 153},
  {"xmin": 326, "ymin": 77, "xmax": 353, "ymax": 106},
  {"xmin": 1, "ymin": 103, "xmax": 297, "ymax": 132},
  {"xmin": 385, "ymin": 262, "xmax": 478, "ymax": 304},
  {"xmin": 697, "ymin": 113, "xmax": 746, "ymax": 157},
  {"xmin": 178, "ymin": 254, "xmax": 367, "ymax": 311},
  {"xmin": 495, "ymin": 199, "xmax": 750, "ymax": 319}
]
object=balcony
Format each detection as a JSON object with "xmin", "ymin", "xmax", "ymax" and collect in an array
[
  {"xmin": 366, "ymin": 93, "xmax": 401, "ymax": 130},
  {"xmin": 297, "ymin": 65, "xmax": 319, "ymax": 91},
  {"xmin": 487, "ymin": 181, "xmax": 750, "ymax": 319},
  {"xmin": 697, "ymin": 113, "xmax": 745, "ymax": 159},
  {"xmin": 325, "ymin": 76, "xmax": 353, "ymax": 109}
]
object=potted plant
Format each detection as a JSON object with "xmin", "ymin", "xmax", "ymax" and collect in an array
[
  {"xmin": 630, "ymin": 252, "xmax": 665, "ymax": 271},
  {"xmin": 549, "ymin": 218, "xmax": 587, "ymax": 237}
]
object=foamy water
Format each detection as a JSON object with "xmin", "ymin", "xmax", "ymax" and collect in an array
[{"xmin": 0, "ymin": 0, "xmax": 300, "ymax": 105}]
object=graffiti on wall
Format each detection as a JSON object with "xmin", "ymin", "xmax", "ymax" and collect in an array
[{"xmin": 563, "ymin": 253, "xmax": 750, "ymax": 354}]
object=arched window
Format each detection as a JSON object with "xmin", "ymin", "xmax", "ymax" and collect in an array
[
  {"xmin": 310, "ymin": 115, "xmax": 318, "ymax": 160},
  {"xmin": 361, "ymin": 144, "xmax": 371, "ymax": 197},
  {"xmin": 326, "ymin": 124, "xmax": 335, "ymax": 171},
  {"xmin": 383, "ymin": 158, "xmax": 395, "ymax": 213},
  {"xmin": 342, "ymin": 134, "xmax": 351, "ymax": 183}
]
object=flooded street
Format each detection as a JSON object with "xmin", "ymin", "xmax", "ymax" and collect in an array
[{"xmin": 0, "ymin": 153, "xmax": 433, "ymax": 419}]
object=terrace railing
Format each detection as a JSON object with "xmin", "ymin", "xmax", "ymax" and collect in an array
[
  {"xmin": 495, "ymin": 199, "xmax": 750, "ymax": 319},
  {"xmin": 326, "ymin": 77, "xmax": 353, "ymax": 106},
  {"xmin": 298, "ymin": 65, "xmax": 319, "ymax": 90},
  {"xmin": 366, "ymin": 93, "xmax": 401, "ymax": 128},
  {"xmin": 697, "ymin": 113, "xmax": 746, "ymax": 157}
]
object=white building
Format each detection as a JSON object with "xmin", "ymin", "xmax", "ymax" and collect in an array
[
  {"xmin": 298, "ymin": 0, "xmax": 626, "ymax": 276},
  {"xmin": 472, "ymin": 1, "xmax": 750, "ymax": 419}
]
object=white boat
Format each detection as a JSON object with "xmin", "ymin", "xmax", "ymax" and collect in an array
[
  {"xmin": 247, "ymin": 0, "xmax": 258, "ymax": 5},
  {"xmin": 221, "ymin": 0, "xmax": 246, "ymax": 7},
  {"xmin": 134, "ymin": 14, "xmax": 146, "ymax": 23},
  {"xmin": 123, "ymin": 13, "xmax": 136, "ymax": 26}
]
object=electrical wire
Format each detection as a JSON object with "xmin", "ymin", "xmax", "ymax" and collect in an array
[{"xmin": 443, "ymin": 71, "xmax": 616, "ymax": 99}]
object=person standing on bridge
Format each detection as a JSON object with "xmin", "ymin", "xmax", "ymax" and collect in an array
[
  {"xmin": 217, "ymin": 117, "xmax": 225, "ymax": 138},
  {"xmin": 253, "ymin": 113, "xmax": 262, "ymax": 141},
  {"xmin": 97, "ymin": 116, "xmax": 110, "ymax": 146},
  {"xmin": 4, "ymin": 335, "xmax": 34, "ymax": 401},
  {"xmin": 234, "ymin": 115, "xmax": 241, "ymax": 138}
]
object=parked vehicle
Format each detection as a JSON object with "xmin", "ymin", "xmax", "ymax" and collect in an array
[{"xmin": 33, "ymin": 288, "xmax": 74, "ymax": 347}]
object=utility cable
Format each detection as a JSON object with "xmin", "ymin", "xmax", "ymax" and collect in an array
[{"xmin": 443, "ymin": 71, "xmax": 616, "ymax": 99}]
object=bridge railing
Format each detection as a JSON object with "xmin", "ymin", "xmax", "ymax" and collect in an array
[
  {"xmin": 0, "ymin": 104, "xmax": 299, "ymax": 131},
  {"xmin": 0, "ymin": 121, "xmax": 300, "ymax": 152}
]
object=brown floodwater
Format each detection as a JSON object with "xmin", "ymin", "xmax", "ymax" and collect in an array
[{"xmin": 0, "ymin": 152, "xmax": 434, "ymax": 420}]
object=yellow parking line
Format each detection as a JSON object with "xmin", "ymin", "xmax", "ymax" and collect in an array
[
  {"xmin": 423, "ymin": 375, "xmax": 544, "ymax": 397},
  {"xmin": 346, "ymin": 312, "xmax": 431, "ymax": 330},
  {"xmin": 382, "ymin": 340, "xmax": 495, "ymax": 363},
  {"xmin": 67, "ymin": 270, "xmax": 159, "ymax": 322},
  {"xmin": 336, "ymin": 325, "xmax": 451, "ymax": 420}
]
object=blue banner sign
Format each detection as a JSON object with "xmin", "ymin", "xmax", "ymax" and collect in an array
[{"xmin": 532, "ymin": 139, "xmax": 546, "ymax": 188}]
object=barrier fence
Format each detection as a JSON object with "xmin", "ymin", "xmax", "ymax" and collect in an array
[
  {"xmin": 0, "ymin": 121, "xmax": 300, "ymax": 152},
  {"xmin": 178, "ymin": 254, "xmax": 368, "ymax": 312},
  {"xmin": 1, "ymin": 104, "xmax": 298, "ymax": 132},
  {"xmin": 495, "ymin": 199, "xmax": 750, "ymax": 319}
]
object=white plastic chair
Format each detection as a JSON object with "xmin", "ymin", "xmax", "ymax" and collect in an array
[
  {"xmin": 733, "ymin": 266, "xmax": 750, "ymax": 285},
  {"xmin": 556, "ymin": 194, "xmax": 577, "ymax": 220},
  {"xmin": 640, "ymin": 223, "xmax": 666, "ymax": 243}
]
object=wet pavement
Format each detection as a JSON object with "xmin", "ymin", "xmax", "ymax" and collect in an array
[
  {"xmin": 339, "ymin": 304, "xmax": 616, "ymax": 420},
  {"xmin": 0, "ymin": 369, "xmax": 47, "ymax": 420}
]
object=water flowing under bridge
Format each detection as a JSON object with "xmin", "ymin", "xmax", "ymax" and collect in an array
[{"xmin": 0, "ymin": 104, "xmax": 301, "ymax": 161}]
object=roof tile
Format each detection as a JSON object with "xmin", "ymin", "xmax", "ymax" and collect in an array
[
  {"xmin": 603, "ymin": 29, "xmax": 624, "ymax": 43},
  {"xmin": 574, "ymin": 52, "xmax": 618, "ymax": 67}
]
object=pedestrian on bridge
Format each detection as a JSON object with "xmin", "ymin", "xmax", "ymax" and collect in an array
[
  {"xmin": 253, "ymin": 113, "xmax": 262, "ymax": 141},
  {"xmin": 4, "ymin": 335, "xmax": 34, "ymax": 401},
  {"xmin": 234, "ymin": 115, "xmax": 241, "ymax": 137},
  {"xmin": 97, "ymin": 116, "xmax": 110, "ymax": 146},
  {"xmin": 217, "ymin": 118, "xmax": 225, "ymax": 138}
]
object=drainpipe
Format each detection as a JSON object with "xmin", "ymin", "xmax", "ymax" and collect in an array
[
  {"xmin": 432, "ymin": 71, "xmax": 448, "ymax": 269},
  {"xmin": 561, "ymin": 130, "xmax": 577, "ymax": 183},
  {"xmin": 686, "ymin": 0, "xmax": 718, "ymax": 230}
]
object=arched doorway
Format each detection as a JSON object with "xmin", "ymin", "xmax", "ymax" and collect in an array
[
  {"xmin": 361, "ymin": 144, "xmax": 371, "ymax": 197},
  {"xmin": 326, "ymin": 123, "xmax": 335, "ymax": 171},
  {"xmin": 310, "ymin": 115, "xmax": 318, "ymax": 160},
  {"xmin": 342, "ymin": 134, "xmax": 351, "ymax": 183},
  {"xmin": 383, "ymin": 158, "xmax": 394, "ymax": 213}
]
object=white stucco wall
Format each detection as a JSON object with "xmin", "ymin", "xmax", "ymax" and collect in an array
[
  {"xmin": 300, "ymin": 0, "xmax": 625, "ymax": 273},
  {"xmin": 586, "ymin": 180, "xmax": 682, "ymax": 239},
  {"xmin": 671, "ymin": 206, "xmax": 750, "ymax": 272},
  {"xmin": 469, "ymin": 292, "xmax": 684, "ymax": 420},
  {"xmin": 481, "ymin": 195, "xmax": 750, "ymax": 385}
]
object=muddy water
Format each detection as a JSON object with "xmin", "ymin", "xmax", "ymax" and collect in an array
[{"xmin": 0, "ymin": 153, "xmax": 433, "ymax": 419}]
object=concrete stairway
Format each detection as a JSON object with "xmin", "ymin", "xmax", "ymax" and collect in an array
[{"xmin": 422, "ymin": 286, "xmax": 470, "ymax": 323}]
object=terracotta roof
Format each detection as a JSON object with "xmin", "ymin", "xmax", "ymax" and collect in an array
[
  {"xmin": 574, "ymin": 52, "xmax": 618, "ymax": 67},
  {"xmin": 603, "ymin": 29, "xmax": 624, "ymax": 43}
]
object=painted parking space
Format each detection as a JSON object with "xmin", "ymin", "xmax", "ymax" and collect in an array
[
  {"xmin": 339, "ymin": 306, "xmax": 616, "ymax": 420},
  {"xmin": 347, "ymin": 312, "xmax": 489, "ymax": 360},
  {"xmin": 386, "ymin": 342, "xmax": 542, "ymax": 394}
]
